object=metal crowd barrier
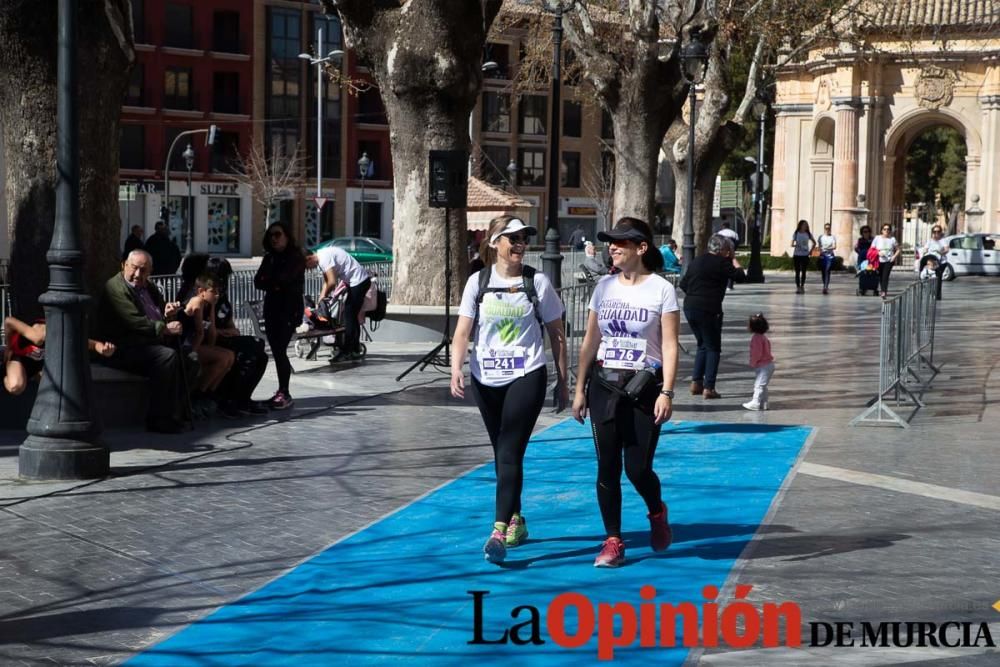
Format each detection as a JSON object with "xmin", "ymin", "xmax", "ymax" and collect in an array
[
  {"xmin": 150, "ymin": 261, "xmax": 394, "ymax": 338},
  {"xmin": 850, "ymin": 277, "xmax": 939, "ymax": 428}
]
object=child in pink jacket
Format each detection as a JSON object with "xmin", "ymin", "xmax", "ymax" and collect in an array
[{"xmin": 744, "ymin": 313, "xmax": 774, "ymax": 411}]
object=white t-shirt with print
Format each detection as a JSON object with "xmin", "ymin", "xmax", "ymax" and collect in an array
[
  {"xmin": 871, "ymin": 235, "xmax": 898, "ymax": 262},
  {"xmin": 792, "ymin": 232, "xmax": 814, "ymax": 256},
  {"xmin": 588, "ymin": 273, "xmax": 679, "ymax": 370},
  {"xmin": 818, "ymin": 234, "xmax": 837, "ymax": 255},
  {"xmin": 316, "ymin": 246, "xmax": 370, "ymax": 287},
  {"xmin": 458, "ymin": 266, "xmax": 564, "ymax": 387}
]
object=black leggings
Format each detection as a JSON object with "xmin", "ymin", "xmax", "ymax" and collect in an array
[
  {"xmin": 793, "ymin": 255, "xmax": 810, "ymax": 287},
  {"xmin": 344, "ymin": 278, "xmax": 371, "ymax": 354},
  {"xmin": 217, "ymin": 335, "xmax": 268, "ymax": 404},
  {"xmin": 471, "ymin": 367, "xmax": 547, "ymax": 524},
  {"xmin": 587, "ymin": 377, "xmax": 663, "ymax": 538},
  {"xmin": 878, "ymin": 262, "xmax": 893, "ymax": 293},
  {"xmin": 264, "ymin": 311, "xmax": 297, "ymax": 394}
]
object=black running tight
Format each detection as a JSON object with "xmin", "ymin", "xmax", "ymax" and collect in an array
[
  {"xmin": 587, "ymin": 378, "xmax": 663, "ymax": 538},
  {"xmin": 471, "ymin": 368, "xmax": 547, "ymax": 524},
  {"xmin": 793, "ymin": 255, "xmax": 810, "ymax": 288},
  {"xmin": 878, "ymin": 262, "xmax": 893, "ymax": 293},
  {"xmin": 264, "ymin": 312, "xmax": 297, "ymax": 394}
]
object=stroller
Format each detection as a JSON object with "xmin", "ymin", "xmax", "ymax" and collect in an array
[
  {"xmin": 856, "ymin": 248, "xmax": 881, "ymax": 296},
  {"xmin": 294, "ymin": 279, "xmax": 384, "ymax": 362}
]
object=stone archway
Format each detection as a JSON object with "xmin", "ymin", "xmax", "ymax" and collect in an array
[
  {"xmin": 769, "ymin": 3, "xmax": 1000, "ymax": 260},
  {"xmin": 881, "ymin": 108, "xmax": 981, "ymax": 235}
]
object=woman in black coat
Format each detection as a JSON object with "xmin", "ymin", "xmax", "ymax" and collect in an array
[{"xmin": 254, "ymin": 222, "xmax": 305, "ymax": 410}]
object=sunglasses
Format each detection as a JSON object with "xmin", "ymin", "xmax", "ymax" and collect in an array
[
  {"xmin": 269, "ymin": 231, "xmax": 285, "ymax": 239},
  {"xmin": 504, "ymin": 234, "xmax": 528, "ymax": 244}
]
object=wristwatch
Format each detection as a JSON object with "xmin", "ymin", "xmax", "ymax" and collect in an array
[{"xmin": 660, "ymin": 389, "xmax": 675, "ymax": 399}]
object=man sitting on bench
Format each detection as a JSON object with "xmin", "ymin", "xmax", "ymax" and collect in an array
[{"xmin": 96, "ymin": 249, "xmax": 193, "ymax": 433}]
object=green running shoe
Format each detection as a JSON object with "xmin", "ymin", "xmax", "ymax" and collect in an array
[{"xmin": 505, "ymin": 513, "xmax": 528, "ymax": 547}]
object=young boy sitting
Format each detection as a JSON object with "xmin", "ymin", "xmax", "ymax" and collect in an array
[
  {"xmin": 181, "ymin": 275, "xmax": 236, "ymax": 417},
  {"xmin": 3, "ymin": 317, "xmax": 116, "ymax": 395}
]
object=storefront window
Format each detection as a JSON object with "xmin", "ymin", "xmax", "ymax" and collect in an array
[
  {"xmin": 207, "ymin": 197, "xmax": 241, "ymax": 253},
  {"xmin": 168, "ymin": 195, "xmax": 190, "ymax": 251}
]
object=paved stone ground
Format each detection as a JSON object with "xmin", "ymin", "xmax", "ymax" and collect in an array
[{"xmin": 1, "ymin": 272, "xmax": 998, "ymax": 665}]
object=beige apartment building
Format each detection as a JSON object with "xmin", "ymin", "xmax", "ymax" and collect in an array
[{"xmin": 770, "ymin": 0, "xmax": 1000, "ymax": 259}]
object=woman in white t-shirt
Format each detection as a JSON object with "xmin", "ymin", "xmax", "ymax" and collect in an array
[
  {"xmin": 919, "ymin": 225, "xmax": 948, "ymax": 300},
  {"xmin": 450, "ymin": 215, "xmax": 568, "ymax": 565},
  {"xmin": 871, "ymin": 223, "xmax": 901, "ymax": 297},
  {"xmin": 572, "ymin": 217, "xmax": 679, "ymax": 568},
  {"xmin": 817, "ymin": 223, "xmax": 837, "ymax": 294},
  {"xmin": 790, "ymin": 220, "xmax": 816, "ymax": 294}
]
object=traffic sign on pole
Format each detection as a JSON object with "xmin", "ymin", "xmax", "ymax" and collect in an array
[{"xmin": 314, "ymin": 197, "xmax": 327, "ymax": 210}]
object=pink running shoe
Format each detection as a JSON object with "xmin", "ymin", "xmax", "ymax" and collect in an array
[
  {"xmin": 483, "ymin": 523, "xmax": 507, "ymax": 564},
  {"xmin": 648, "ymin": 502, "xmax": 673, "ymax": 552},
  {"xmin": 594, "ymin": 537, "xmax": 625, "ymax": 568}
]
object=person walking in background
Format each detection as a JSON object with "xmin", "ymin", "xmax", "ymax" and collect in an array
[
  {"xmin": 659, "ymin": 238, "xmax": 681, "ymax": 274},
  {"xmin": 569, "ymin": 225, "xmax": 586, "ymax": 251},
  {"xmin": 450, "ymin": 215, "xmax": 568, "ymax": 565},
  {"xmin": 717, "ymin": 223, "xmax": 739, "ymax": 290},
  {"xmin": 872, "ymin": 223, "xmax": 900, "ymax": 298},
  {"xmin": 920, "ymin": 225, "xmax": 948, "ymax": 300},
  {"xmin": 817, "ymin": 223, "xmax": 837, "ymax": 294},
  {"xmin": 122, "ymin": 225, "xmax": 145, "ymax": 260},
  {"xmin": 743, "ymin": 313, "xmax": 774, "ymax": 411},
  {"xmin": 679, "ymin": 234, "xmax": 745, "ymax": 400},
  {"xmin": 254, "ymin": 222, "xmax": 305, "ymax": 410},
  {"xmin": 572, "ymin": 217, "xmax": 679, "ymax": 568},
  {"xmin": 854, "ymin": 226, "xmax": 874, "ymax": 269},
  {"xmin": 145, "ymin": 221, "xmax": 182, "ymax": 276},
  {"xmin": 790, "ymin": 220, "xmax": 815, "ymax": 294}
]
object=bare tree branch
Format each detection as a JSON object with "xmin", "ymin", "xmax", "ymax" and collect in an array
[{"xmin": 229, "ymin": 137, "xmax": 305, "ymax": 227}]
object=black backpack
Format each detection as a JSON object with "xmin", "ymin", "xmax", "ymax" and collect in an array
[{"xmin": 472, "ymin": 265, "xmax": 545, "ymax": 335}]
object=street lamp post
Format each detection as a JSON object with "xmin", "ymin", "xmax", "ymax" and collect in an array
[
  {"xmin": 679, "ymin": 31, "xmax": 708, "ymax": 276},
  {"xmin": 540, "ymin": 0, "xmax": 577, "ymax": 289},
  {"xmin": 183, "ymin": 143, "xmax": 194, "ymax": 254},
  {"xmin": 358, "ymin": 152, "xmax": 371, "ymax": 235},
  {"xmin": 746, "ymin": 93, "xmax": 769, "ymax": 283},
  {"xmin": 19, "ymin": 0, "xmax": 108, "ymax": 479},
  {"xmin": 299, "ymin": 34, "xmax": 344, "ymax": 214}
]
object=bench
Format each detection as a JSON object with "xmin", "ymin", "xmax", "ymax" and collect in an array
[{"xmin": 0, "ymin": 365, "xmax": 149, "ymax": 430}]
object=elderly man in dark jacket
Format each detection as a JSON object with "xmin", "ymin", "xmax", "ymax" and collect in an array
[
  {"xmin": 678, "ymin": 234, "xmax": 746, "ymax": 399},
  {"xmin": 97, "ymin": 249, "xmax": 191, "ymax": 432}
]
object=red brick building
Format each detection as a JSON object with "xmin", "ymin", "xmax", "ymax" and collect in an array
[{"xmin": 119, "ymin": 0, "xmax": 255, "ymax": 256}]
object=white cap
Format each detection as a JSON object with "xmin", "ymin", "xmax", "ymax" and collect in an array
[{"xmin": 489, "ymin": 218, "xmax": 538, "ymax": 244}]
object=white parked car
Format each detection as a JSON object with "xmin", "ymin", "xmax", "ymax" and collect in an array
[{"xmin": 934, "ymin": 233, "xmax": 1000, "ymax": 279}]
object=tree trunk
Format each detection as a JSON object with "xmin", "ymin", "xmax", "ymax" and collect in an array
[
  {"xmin": 610, "ymin": 96, "xmax": 675, "ymax": 224},
  {"xmin": 328, "ymin": 0, "xmax": 501, "ymax": 306},
  {"xmin": 562, "ymin": 5, "xmax": 685, "ymax": 227},
  {"xmin": 0, "ymin": 0, "xmax": 132, "ymax": 317},
  {"xmin": 667, "ymin": 36, "xmax": 747, "ymax": 254}
]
